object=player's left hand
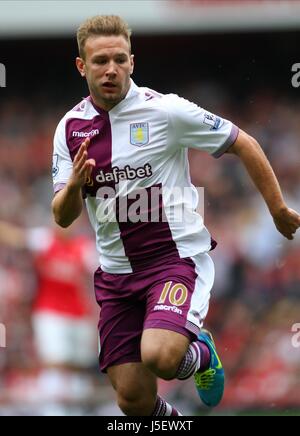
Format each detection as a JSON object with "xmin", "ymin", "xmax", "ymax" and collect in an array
[{"xmin": 272, "ymin": 207, "xmax": 300, "ymax": 240}]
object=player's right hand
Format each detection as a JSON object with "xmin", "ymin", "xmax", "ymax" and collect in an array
[{"xmin": 68, "ymin": 138, "xmax": 96, "ymax": 189}]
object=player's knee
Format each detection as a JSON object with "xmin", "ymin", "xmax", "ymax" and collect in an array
[
  {"xmin": 117, "ymin": 391, "xmax": 155, "ymax": 416},
  {"xmin": 142, "ymin": 345, "xmax": 182, "ymax": 380}
]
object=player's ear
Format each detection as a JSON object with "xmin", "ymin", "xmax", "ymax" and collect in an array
[
  {"xmin": 130, "ymin": 54, "xmax": 134, "ymax": 75},
  {"xmin": 76, "ymin": 57, "xmax": 86, "ymax": 77}
]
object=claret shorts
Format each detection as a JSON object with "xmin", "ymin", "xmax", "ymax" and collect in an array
[{"xmin": 94, "ymin": 253, "xmax": 215, "ymax": 372}]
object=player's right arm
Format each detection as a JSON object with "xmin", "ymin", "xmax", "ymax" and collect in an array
[
  {"xmin": 165, "ymin": 94, "xmax": 300, "ymax": 241},
  {"xmin": 52, "ymin": 138, "xmax": 95, "ymax": 228}
]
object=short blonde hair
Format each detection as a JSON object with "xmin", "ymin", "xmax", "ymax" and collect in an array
[{"xmin": 77, "ymin": 15, "xmax": 132, "ymax": 59}]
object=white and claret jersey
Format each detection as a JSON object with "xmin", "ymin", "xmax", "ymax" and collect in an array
[{"xmin": 53, "ymin": 80, "xmax": 239, "ymax": 273}]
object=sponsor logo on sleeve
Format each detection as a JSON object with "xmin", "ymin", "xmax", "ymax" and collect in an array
[
  {"xmin": 52, "ymin": 154, "xmax": 59, "ymax": 177},
  {"xmin": 203, "ymin": 113, "xmax": 224, "ymax": 130}
]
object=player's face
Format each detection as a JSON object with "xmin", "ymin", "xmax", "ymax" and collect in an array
[{"xmin": 76, "ymin": 35, "xmax": 134, "ymax": 111}]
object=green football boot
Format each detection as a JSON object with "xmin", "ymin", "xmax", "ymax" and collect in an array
[{"xmin": 194, "ymin": 329, "xmax": 225, "ymax": 407}]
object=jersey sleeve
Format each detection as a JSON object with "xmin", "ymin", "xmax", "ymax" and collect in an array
[
  {"xmin": 52, "ymin": 117, "xmax": 73, "ymax": 193},
  {"xmin": 166, "ymin": 94, "xmax": 239, "ymax": 158}
]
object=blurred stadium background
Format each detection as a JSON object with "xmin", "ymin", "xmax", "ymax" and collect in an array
[{"xmin": 0, "ymin": 0, "xmax": 300, "ymax": 416}]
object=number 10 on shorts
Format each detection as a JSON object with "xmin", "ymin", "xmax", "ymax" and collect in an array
[{"xmin": 158, "ymin": 281, "xmax": 188, "ymax": 307}]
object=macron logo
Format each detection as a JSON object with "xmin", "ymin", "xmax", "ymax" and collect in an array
[{"xmin": 72, "ymin": 129, "xmax": 100, "ymax": 138}]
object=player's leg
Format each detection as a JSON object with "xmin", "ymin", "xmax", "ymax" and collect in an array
[
  {"xmin": 141, "ymin": 328, "xmax": 190, "ymax": 380},
  {"xmin": 141, "ymin": 253, "xmax": 213, "ymax": 380},
  {"xmin": 107, "ymin": 362, "xmax": 157, "ymax": 416},
  {"xmin": 107, "ymin": 362, "xmax": 182, "ymax": 416},
  {"xmin": 141, "ymin": 253, "xmax": 225, "ymax": 407},
  {"xmin": 95, "ymin": 267, "xmax": 183, "ymax": 416},
  {"xmin": 141, "ymin": 328, "xmax": 211, "ymax": 380}
]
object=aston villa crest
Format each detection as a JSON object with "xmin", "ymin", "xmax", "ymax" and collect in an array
[{"xmin": 130, "ymin": 123, "xmax": 149, "ymax": 147}]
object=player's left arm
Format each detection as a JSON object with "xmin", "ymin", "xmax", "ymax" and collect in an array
[{"xmin": 227, "ymin": 129, "xmax": 300, "ymax": 240}]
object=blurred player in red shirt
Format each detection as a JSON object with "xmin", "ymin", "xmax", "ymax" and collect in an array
[{"xmin": 0, "ymin": 220, "xmax": 97, "ymax": 372}]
